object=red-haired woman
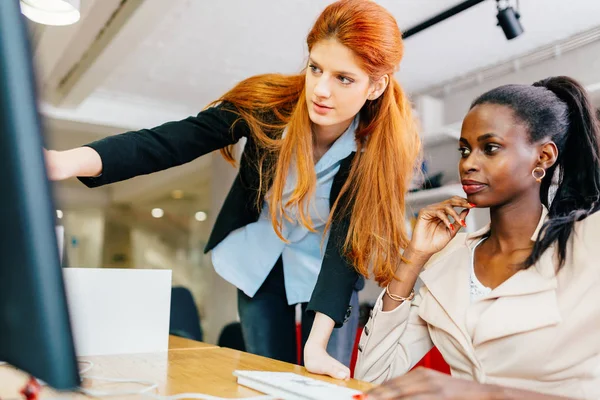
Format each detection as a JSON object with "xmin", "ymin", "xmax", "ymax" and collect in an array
[{"xmin": 46, "ymin": 0, "xmax": 420, "ymax": 379}]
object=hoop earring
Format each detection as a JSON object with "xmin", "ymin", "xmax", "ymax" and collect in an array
[{"xmin": 532, "ymin": 167, "xmax": 546, "ymax": 183}]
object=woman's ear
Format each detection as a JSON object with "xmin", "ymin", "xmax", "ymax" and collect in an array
[
  {"xmin": 368, "ymin": 74, "xmax": 389, "ymax": 101},
  {"xmin": 538, "ymin": 141, "xmax": 559, "ymax": 170}
]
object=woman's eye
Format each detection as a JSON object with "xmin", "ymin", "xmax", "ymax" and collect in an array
[
  {"xmin": 458, "ymin": 147, "xmax": 471, "ymax": 157},
  {"xmin": 484, "ymin": 144, "xmax": 501, "ymax": 154},
  {"xmin": 338, "ymin": 75, "xmax": 353, "ymax": 85},
  {"xmin": 309, "ymin": 64, "xmax": 321, "ymax": 74}
]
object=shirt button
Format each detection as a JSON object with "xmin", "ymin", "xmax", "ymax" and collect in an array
[
  {"xmin": 343, "ymin": 306, "xmax": 352, "ymax": 323},
  {"xmin": 364, "ymin": 325, "xmax": 369, "ymax": 336}
]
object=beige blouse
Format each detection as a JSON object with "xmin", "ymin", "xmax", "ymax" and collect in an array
[{"xmin": 355, "ymin": 208, "xmax": 600, "ymax": 399}]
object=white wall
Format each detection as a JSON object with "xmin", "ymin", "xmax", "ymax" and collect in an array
[
  {"xmin": 441, "ymin": 40, "xmax": 600, "ymax": 125},
  {"xmin": 60, "ymin": 209, "xmax": 105, "ymax": 268}
]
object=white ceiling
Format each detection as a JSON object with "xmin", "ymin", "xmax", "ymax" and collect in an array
[
  {"xmin": 399, "ymin": 0, "xmax": 600, "ymax": 94},
  {"xmin": 35, "ymin": 0, "xmax": 600, "ymax": 217},
  {"xmin": 97, "ymin": 0, "xmax": 600, "ymax": 110}
]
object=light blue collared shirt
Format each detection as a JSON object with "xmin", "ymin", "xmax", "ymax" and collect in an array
[{"xmin": 212, "ymin": 117, "xmax": 358, "ymax": 305}]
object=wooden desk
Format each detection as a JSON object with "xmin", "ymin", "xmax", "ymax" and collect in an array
[
  {"xmin": 0, "ymin": 340, "xmax": 372, "ymax": 399},
  {"xmin": 168, "ymin": 335, "xmax": 218, "ymax": 351}
]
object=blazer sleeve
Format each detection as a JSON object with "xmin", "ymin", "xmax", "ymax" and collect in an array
[
  {"xmin": 78, "ymin": 103, "xmax": 248, "ymax": 188},
  {"xmin": 354, "ymin": 286, "xmax": 433, "ymax": 384},
  {"xmin": 305, "ymin": 215, "xmax": 360, "ymax": 328}
]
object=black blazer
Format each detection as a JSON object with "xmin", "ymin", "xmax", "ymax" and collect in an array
[{"xmin": 79, "ymin": 103, "xmax": 361, "ymax": 326}]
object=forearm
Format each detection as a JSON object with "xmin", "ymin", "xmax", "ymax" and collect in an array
[
  {"xmin": 303, "ymin": 312, "xmax": 351, "ymax": 379},
  {"xmin": 75, "ymin": 104, "xmax": 246, "ymax": 187},
  {"xmin": 305, "ymin": 312, "xmax": 335, "ymax": 348},
  {"xmin": 66, "ymin": 147, "xmax": 102, "ymax": 177},
  {"xmin": 366, "ymin": 370, "xmax": 579, "ymax": 400},
  {"xmin": 487, "ymin": 385, "xmax": 576, "ymax": 400},
  {"xmin": 381, "ymin": 246, "xmax": 431, "ymax": 311},
  {"xmin": 48, "ymin": 147, "xmax": 102, "ymax": 180}
]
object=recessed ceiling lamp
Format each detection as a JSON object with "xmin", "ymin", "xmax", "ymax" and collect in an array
[
  {"xmin": 20, "ymin": 0, "xmax": 80, "ymax": 26},
  {"xmin": 151, "ymin": 208, "xmax": 164, "ymax": 219},
  {"xmin": 195, "ymin": 211, "xmax": 207, "ymax": 222}
]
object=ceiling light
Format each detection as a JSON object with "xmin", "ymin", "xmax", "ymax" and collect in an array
[
  {"xmin": 195, "ymin": 211, "xmax": 207, "ymax": 222},
  {"xmin": 171, "ymin": 190, "xmax": 184, "ymax": 200},
  {"xmin": 20, "ymin": 0, "xmax": 80, "ymax": 26},
  {"xmin": 151, "ymin": 208, "xmax": 164, "ymax": 219},
  {"xmin": 56, "ymin": 210, "xmax": 63, "ymax": 219},
  {"xmin": 496, "ymin": 0, "xmax": 524, "ymax": 40}
]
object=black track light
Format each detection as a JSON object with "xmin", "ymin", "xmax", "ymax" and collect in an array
[{"xmin": 496, "ymin": 0, "xmax": 524, "ymax": 40}]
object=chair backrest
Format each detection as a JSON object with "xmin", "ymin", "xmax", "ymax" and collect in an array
[
  {"xmin": 169, "ymin": 286, "xmax": 203, "ymax": 342},
  {"xmin": 217, "ymin": 322, "xmax": 246, "ymax": 351}
]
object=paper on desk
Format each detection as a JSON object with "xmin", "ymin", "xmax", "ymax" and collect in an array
[
  {"xmin": 144, "ymin": 394, "xmax": 276, "ymax": 400},
  {"xmin": 234, "ymin": 370, "xmax": 364, "ymax": 400},
  {"xmin": 62, "ymin": 268, "xmax": 172, "ymax": 356}
]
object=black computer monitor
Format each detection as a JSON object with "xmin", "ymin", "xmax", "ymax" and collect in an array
[{"xmin": 0, "ymin": 0, "xmax": 80, "ymax": 390}]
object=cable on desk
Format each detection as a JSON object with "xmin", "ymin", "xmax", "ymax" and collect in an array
[
  {"xmin": 5, "ymin": 359, "xmax": 277, "ymax": 400},
  {"xmin": 78, "ymin": 375, "xmax": 158, "ymax": 397},
  {"xmin": 78, "ymin": 360, "xmax": 94, "ymax": 375}
]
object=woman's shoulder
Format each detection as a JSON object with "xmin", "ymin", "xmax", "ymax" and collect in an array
[{"xmin": 574, "ymin": 208, "xmax": 600, "ymax": 254}]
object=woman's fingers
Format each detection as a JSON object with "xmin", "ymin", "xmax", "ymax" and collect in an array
[
  {"xmin": 417, "ymin": 197, "xmax": 475, "ymax": 238},
  {"xmin": 443, "ymin": 205, "xmax": 463, "ymax": 228},
  {"xmin": 433, "ymin": 210, "xmax": 454, "ymax": 233}
]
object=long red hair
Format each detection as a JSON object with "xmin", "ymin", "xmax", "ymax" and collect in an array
[{"xmin": 212, "ymin": 0, "xmax": 420, "ymax": 286}]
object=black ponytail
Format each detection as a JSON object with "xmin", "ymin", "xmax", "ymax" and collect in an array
[
  {"xmin": 471, "ymin": 76, "xmax": 600, "ymax": 270},
  {"xmin": 527, "ymin": 77, "xmax": 600, "ymax": 269}
]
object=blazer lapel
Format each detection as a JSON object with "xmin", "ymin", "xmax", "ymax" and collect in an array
[
  {"xmin": 419, "ymin": 246, "xmax": 475, "ymax": 355},
  {"xmin": 329, "ymin": 152, "xmax": 355, "ymax": 209},
  {"xmin": 468, "ymin": 247, "xmax": 561, "ymax": 346}
]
